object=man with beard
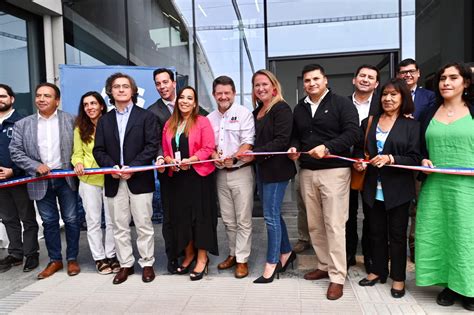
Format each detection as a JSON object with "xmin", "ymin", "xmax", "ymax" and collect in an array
[{"xmin": 0, "ymin": 84, "xmax": 39, "ymax": 273}]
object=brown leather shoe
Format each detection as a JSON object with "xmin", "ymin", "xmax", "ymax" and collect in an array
[
  {"xmin": 113, "ymin": 267, "xmax": 134, "ymax": 285},
  {"xmin": 67, "ymin": 260, "xmax": 81, "ymax": 276},
  {"xmin": 217, "ymin": 255, "xmax": 236, "ymax": 270},
  {"xmin": 327, "ymin": 282, "xmax": 344, "ymax": 300},
  {"xmin": 37, "ymin": 261, "xmax": 63, "ymax": 279},
  {"xmin": 142, "ymin": 266, "xmax": 155, "ymax": 283},
  {"xmin": 304, "ymin": 269, "xmax": 329, "ymax": 280},
  {"xmin": 235, "ymin": 263, "xmax": 249, "ymax": 279}
]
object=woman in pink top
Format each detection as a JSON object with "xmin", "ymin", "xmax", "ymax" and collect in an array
[{"xmin": 162, "ymin": 86, "xmax": 217, "ymax": 281}]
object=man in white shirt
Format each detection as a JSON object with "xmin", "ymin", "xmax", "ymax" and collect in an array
[
  {"xmin": 208, "ymin": 76, "xmax": 255, "ymax": 278},
  {"xmin": 9, "ymin": 83, "xmax": 79, "ymax": 279},
  {"xmin": 346, "ymin": 65, "xmax": 380, "ymax": 272}
]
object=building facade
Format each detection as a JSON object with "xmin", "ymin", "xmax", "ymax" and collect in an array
[{"xmin": 1, "ymin": 0, "xmax": 472, "ymax": 115}]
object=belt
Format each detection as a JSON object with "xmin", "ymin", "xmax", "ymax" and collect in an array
[{"xmin": 221, "ymin": 162, "xmax": 252, "ymax": 172}]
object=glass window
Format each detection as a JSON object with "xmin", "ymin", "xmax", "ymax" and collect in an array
[
  {"xmin": 267, "ymin": 0, "xmax": 400, "ymax": 57},
  {"xmin": 63, "ymin": 0, "xmax": 128, "ymax": 65},
  {"xmin": 0, "ymin": 11, "xmax": 32, "ymax": 115},
  {"xmin": 126, "ymin": 1, "xmax": 190, "ymax": 76},
  {"xmin": 174, "ymin": 0, "xmax": 264, "ymax": 109}
]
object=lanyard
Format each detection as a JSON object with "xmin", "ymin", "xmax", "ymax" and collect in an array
[{"xmin": 175, "ymin": 120, "xmax": 187, "ymax": 150}]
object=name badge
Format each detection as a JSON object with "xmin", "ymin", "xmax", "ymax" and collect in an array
[{"xmin": 175, "ymin": 151, "xmax": 181, "ymax": 162}]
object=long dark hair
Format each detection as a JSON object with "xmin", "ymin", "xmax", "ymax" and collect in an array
[
  {"xmin": 75, "ymin": 91, "xmax": 107, "ymax": 143},
  {"xmin": 378, "ymin": 78, "xmax": 414, "ymax": 116},
  {"xmin": 166, "ymin": 86, "xmax": 199, "ymax": 136},
  {"xmin": 434, "ymin": 62, "xmax": 473, "ymax": 106}
]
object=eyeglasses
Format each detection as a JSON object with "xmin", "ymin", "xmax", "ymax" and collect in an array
[
  {"xmin": 398, "ymin": 69, "xmax": 418, "ymax": 76},
  {"xmin": 112, "ymin": 84, "xmax": 131, "ymax": 90}
]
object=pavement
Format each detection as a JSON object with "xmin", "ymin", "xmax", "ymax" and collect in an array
[{"xmin": 0, "ymin": 201, "xmax": 471, "ymax": 314}]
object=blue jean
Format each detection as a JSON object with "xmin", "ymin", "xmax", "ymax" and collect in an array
[
  {"xmin": 36, "ymin": 178, "xmax": 79, "ymax": 261},
  {"xmin": 257, "ymin": 177, "xmax": 292, "ymax": 264}
]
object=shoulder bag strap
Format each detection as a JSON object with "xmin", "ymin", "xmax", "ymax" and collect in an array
[{"xmin": 363, "ymin": 115, "xmax": 374, "ymax": 158}]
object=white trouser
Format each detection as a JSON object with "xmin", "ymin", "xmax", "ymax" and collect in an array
[
  {"xmin": 216, "ymin": 166, "xmax": 254, "ymax": 263},
  {"xmin": 79, "ymin": 181, "xmax": 115, "ymax": 261},
  {"xmin": 107, "ymin": 180, "xmax": 155, "ymax": 268}
]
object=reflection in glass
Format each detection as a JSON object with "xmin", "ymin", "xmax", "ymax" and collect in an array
[
  {"xmin": 0, "ymin": 11, "xmax": 32, "ymax": 115},
  {"xmin": 174, "ymin": 0, "xmax": 265, "ymax": 109},
  {"xmin": 63, "ymin": 0, "xmax": 128, "ymax": 65},
  {"xmin": 267, "ymin": 0, "xmax": 404, "ymax": 57},
  {"xmin": 127, "ymin": 0, "xmax": 189, "ymax": 72}
]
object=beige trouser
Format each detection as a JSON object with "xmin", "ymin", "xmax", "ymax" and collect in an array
[
  {"xmin": 295, "ymin": 170, "xmax": 310, "ymax": 242},
  {"xmin": 107, "ymin": 180, "xmax": 155, "ymax": 268},
  {"xmin": 300, "ymin": 168, "xmax": 350, "ymax": 284},
  {"xmin": 216, "ymin": 166, "xmax": 254, "ymax": 263}
]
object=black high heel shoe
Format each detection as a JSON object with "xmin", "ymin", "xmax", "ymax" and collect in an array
[
  {"xmin": 279, "ymin": 251, "xmax": 297, "ymax": 273},
  {"xmin": 253, "ymin": 262, "xmax": 282, "ymax": 284},
  {"xmin": 190, "ymin": 258, "xmax": 209, "ymax": 281},
  {"xmin": 358, "ymin": 275, "xmax": 387, "ymax": 286},
  {"xmin": 176, "ymin": 256, "xmax": 196, "ymax": 275}
]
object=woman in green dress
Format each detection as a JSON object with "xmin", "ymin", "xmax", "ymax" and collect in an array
[{"xmin": 417, "ymin": 62, "xmax": 474, "ymax": 311}]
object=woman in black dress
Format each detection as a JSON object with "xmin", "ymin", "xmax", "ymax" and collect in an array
[{"xmin": 162, "ymin": 86, "xmax": 218, "ymax": 281}]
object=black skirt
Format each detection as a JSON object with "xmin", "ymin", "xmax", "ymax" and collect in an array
[{"xmin": 167, "ymin": 134, "xmax": 218, "ymax": 259}]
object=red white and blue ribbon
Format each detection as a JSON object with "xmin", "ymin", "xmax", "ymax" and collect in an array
[
  {"xmin": 0, "ymin": 158, "xmax": 219, "ymax": 189},
  {"xmin": 2, "ymin": 152, "xmax": 474, "ymax": 189},
  {"xmin": 241, "ymin": 151, "xmax": 474, "ymax": 176}
]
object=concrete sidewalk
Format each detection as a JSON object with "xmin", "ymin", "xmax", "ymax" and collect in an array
[{"xmin": 0, "ymin": 217, "xmax": 470, "ymax": 314}]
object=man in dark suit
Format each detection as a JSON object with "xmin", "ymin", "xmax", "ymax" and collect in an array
[
  {"xmin": 93, "ymin": 73, "xmax": 159, "ymax": 284},
  {"xmin": 147, "ymin": 68, "xmax": 177, "ymax": 274},
  {"xmin": 147, "ymin": 68, "xmax": 176, "ymax": 148},
  {"xmin": 345, "ymin": 64, "xmax": 380, "ymax": 272},
  {"xmin": 396, "ymin": 58, "xmax": 435, "ymax": 120},
  {"xmin": 0, "ymin": 84, "xmax": 39, "ymax": 274},
  {"xmin": 396, "ymin": 58, "xmax": 435, "ymax": 262}
]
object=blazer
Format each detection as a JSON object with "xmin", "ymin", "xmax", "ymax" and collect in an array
[
  {"xmin": 347, "ymin": 92, "xmax": 381, "ymax": 118},
  {"xmin": 253, "ymin": 101, "xmax": 296, "ymax": 183},
  {"xmin": 355, "ymin": 115, "xmax": 421, "ymax": 209},
  {"xmin": 71, "ymin": 127, "xmax": 103, "ymax": 187},
  {"xmin": 0, "ymin": 110, "xmax": 25, "ymax": 179},
  {"xmin": 413, "ymin": 86, "xmax": 435, "ymax": 120},
  {"xmin": 162, "ymin": 115, "xmax": 215, "ymax": 177},
  {"xmin": 93, "ymin": 105, "xmax": 159, "ymax": 197},
  {"xmin": 9, "ymin": 110, "xmax": 77, "ymax": 200},
  {"xmin": 147, "ymin": 98, "xmax": 209, "ymax": 156}
]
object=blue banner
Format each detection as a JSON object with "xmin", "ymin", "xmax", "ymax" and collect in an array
[{"xmin": 59, "ymin": 65, "xmax": 175, "ymax": 114}]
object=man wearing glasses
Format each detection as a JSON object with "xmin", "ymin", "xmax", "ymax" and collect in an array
[
  {"xmin": 396, "ymin": 58, "xmax": 435, "ymax": 264},
  {"xmin": 396, "ymin": 58, "xmax": 435, "ymax": 120},
  {"xmin": 93, "ymin": 73, "xmax": 159, "ymax": 284}
]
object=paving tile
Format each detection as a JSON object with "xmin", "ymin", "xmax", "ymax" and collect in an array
[{"xmin": 0, "ymin": 214, "xmax": 467, "ymax": 314}]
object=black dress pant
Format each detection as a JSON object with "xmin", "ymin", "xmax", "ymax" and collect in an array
[
  {"xmin": 158, "ymin": 173, "xmax": 174, "ymax": 261},
  {"xmin": 0, "ymin": 185, "xmax": 39, "ymax": 258},
  {"xmin": 366, "ymin": 200, "xmax": 410, "ymax": 281},
  {"xmin": 345, "ymin": 189, "xmax": 372, "ymax": 270}
]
